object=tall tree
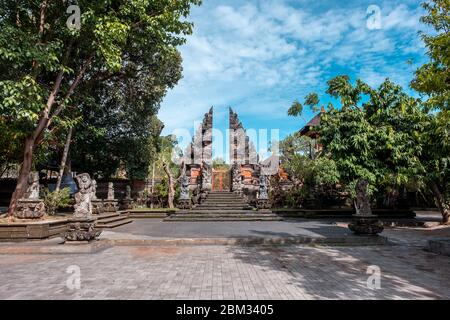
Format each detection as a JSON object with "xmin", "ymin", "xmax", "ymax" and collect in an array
[
  {"xmin": 0, "ymin": 0, "xmax": 201, "ymax": 215},
  {"xmin": 289, "ymin": 76, "xmax": 429, "ymax": 214},
  {"xmin": 411, "ymin": 0, "xmax": 449, "ymax": 111},
  {"xmin": 411, "ymin": 0, "xmax": 450, "ymax": 223}
]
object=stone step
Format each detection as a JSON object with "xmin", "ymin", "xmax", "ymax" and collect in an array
[
  {"xmin": 200, "ymin": 203, "xmax": 248, "ymax": 207},
  {"xmin": 177, "ymin": 210, "xmax": 263, "ymax": 214},
  {"xmin": 97, "ymin": 218, "xmax": 133, "ymax": 228},
  {"xmin": 97, "ymin": 215, "xmax": 128, "ymax": 224},
  {"xmin": 203, "ymin": 198, "xmax": 246, "ymax": 201},
  {"xmin": 165, "ymin": 217, "xmax": 282, "ymax": 222},
  {"xmin": 205, "ymin": 197, "xmax": 243, "ymax": 201},
  {"xmin": 96, "ymin": 212, "xmax": 132, "ymax": 229},
  {"xmin": 197, "ymin": 203, "xmax": 249, "ymax": 207},
  {"xmin": 209, "ymin": 192, "xmax": 235, "ymax": 194},
  {"xmin": 205, "ymin": 197, "xmax": 244, "ymax": 201},
  {"xmin": 95, "ymin": 212, "xmax": 121, "ymax": 219},
  {"xmin": 194, "ymin": 207, "xmax": 253, "ymax": 211},
  {"xmin": 165, "ymin": 213, "xmax": 282, "ymax": 222},
  {"xmin": 207, "ymin": 193, "xmax": 240, "ymax": 198}
]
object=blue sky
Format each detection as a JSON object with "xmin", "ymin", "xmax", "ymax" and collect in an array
[{"xmin": 158, "ymin": 0, "xmax": 429, "ymax": 161}]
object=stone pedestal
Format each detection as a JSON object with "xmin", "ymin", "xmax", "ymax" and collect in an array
[
  {"xmin": 15, "ymin": 199, "xmax": 46, "ymax": 219},
  {"xmin": 256, "ymin": 199, "xmax": 271, "ymax": 210},
  {"xmin": 92, "ymin": 199, "xmax": 104, "ymax": 215},
  {"xmin": 63, "ymin": 218, "xmax": 102, "ymax": 242},
  {"xmin": 103, "ymin": 199, "xmax": 118, "ymax": 212},
  {"xmin": 348, "ymin": 215, "xmax": 384, "ymax": 235},
  {"xmin": 121, "ymin": 199, "xmax": 134, "ymax": 210},
  {"xmin": 199, "ymin": 191, "xmax": 208, "ymax": 204},
  {"xmin": 178, "ymin": 199, "xmax": 191, "ymax": 210}
]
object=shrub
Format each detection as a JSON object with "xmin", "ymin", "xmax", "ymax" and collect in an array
[{"xmin": 43, "ymin": 188, "xmax": 71, "ymax": 215}]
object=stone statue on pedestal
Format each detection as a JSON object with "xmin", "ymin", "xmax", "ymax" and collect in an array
[
  {"xmin": 92, "ymin": 179, "xmax": 98, "ymax": 200},
  {"xmin": 180, "ymin": 174, "xmax": 190, "ymax": 200},
  {"xmin": 355, "ymin": 180, "xmax": 372, "ymax": 215},
  {"xmin": 256, "ymin": 175, "xmax": 271, "ymax": 210},
  {"xmin": 64, "ymin": 173, "xmax": 101, "ymax": 242},
  {"xmin": 104, "ymin": 182, "xmax": 118, "ymax": 212},
  {"xmin": 348, "ymin": 179, "xmax": 383, "ymax": 235},
  {"xmin": 15, "ymin": 172, "xmax": 46, "ymax": 219},
  {"xmin": 178, "ymin": 162, "xmax": 191, "ymax": 209},
  {"xmin": 91, "ymin": 178, "xmax": 104, "ymax": 214},
  {"xmin": 107, "ymin": 182, "xmax": 115, "ymax": 200},
  {"xmin": 201, "ymin": 161, "xmax": 212, "ymax": 192},
  {"xmin": 125, "ymin": 185, "xmax": 132, "ymax": 200},
  {"xmin": 121, "ymin": 185, "xmax": 134, "ymax": 210},
  {"xmin": 258, "ymin": 175, "xmax": 269, "ymax": 200},
  {"xmin": 231, "ymin": 164, "xmax": 243, "ymax": 194},
  {"xmin": 73, "ymin": 173, "xmax": 94, "ymax": 218},
  {"xmin": 26, "ymin": 172, "xmax": 40, "ymax": 199}
]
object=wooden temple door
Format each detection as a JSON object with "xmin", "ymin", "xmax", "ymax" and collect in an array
[{"xmin": 212, "ymin": 170, "xmax": 231, "ymax": 191}]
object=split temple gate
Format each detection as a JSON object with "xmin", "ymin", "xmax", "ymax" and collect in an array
[{"xmin": 181, "ymin": 107, "xmax": 266, "ymax": 199}]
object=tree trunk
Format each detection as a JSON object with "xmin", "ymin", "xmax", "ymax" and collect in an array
[
  {"xmin": 55, "ymin": 127, "xmax": 73, "ymax": 191},
  {"xmin": 7, "ymin": 54, "xmax": 93, "ymax": 216},
  {"xmin": 150, "ymin": 162, "xmax": 155, "ymax": 209},
  {"xmin": 430, "ymin": 182, "xmax": 450, "ymax": 225},
  {"xmin": 163, "ymin": 162, "xmax": 175, "ymax": 209},
  {"xmin": 7, "ymin": 137, "xmax": 35, "ymax": 216}
]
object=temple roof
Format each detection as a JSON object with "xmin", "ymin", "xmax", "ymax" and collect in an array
[{"xmin": 299, "ymin": 109, "xmax": 324, "ymax": 137}]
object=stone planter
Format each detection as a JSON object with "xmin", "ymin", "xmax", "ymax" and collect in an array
[
  {"xmin": 103, "ymin": 200, "xmax": 118, "ymax": 212},
  {"xmin": 256, "ymin": 199, "xmax": 271, "ymax": 210},
  {"xmin": 92, "ymin": 199, "xmax": 105, "ymax": 215},
  {"xmin": 121, "ymin": 199, "xmax": 134, "ymax": 210},
  {"xmin": 63, "ymin": 218, "xmax": 102, "ymax": 242},
  {"xmin": 348, "ymin": 215, "xmax": 384, "ymax": 235},
  {"xmin": 178, "ymin": 199, "xmax": 191, "ymax": 210},
  {"xmin": 15, "ymin": 199, "xmax": 46, "ymax": 219}
]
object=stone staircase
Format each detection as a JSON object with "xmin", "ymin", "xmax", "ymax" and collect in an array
[
  {"xmin": 96, "ymin": 212, "xmax": 133, "ymax": 228},
  {"xmin": 165, "ymin": 191, "xmax": 282, "ymax": 221}
]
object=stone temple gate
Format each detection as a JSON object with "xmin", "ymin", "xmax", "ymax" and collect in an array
[{"xmin": 181, "ymin": 107, "xmax": 265, "ymax": 197}]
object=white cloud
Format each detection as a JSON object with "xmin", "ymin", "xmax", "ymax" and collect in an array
[{"xmin": 159, "ymin": 0, "xmax": 427, "ymax": 151}]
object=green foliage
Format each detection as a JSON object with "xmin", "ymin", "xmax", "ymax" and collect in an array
[
  {"xmin": 312, "ymin": 158, "xmax": 340, "ymax": 187},
  {"xmin": 154, "ymin": 177, "xmax": 180, "ymax": 207},
  {"xmin": 280, "ymin": 133, "xmax": 314, "ymax": 162},
  {"xmin": 287, "ymin": 101, "xmax": 303, "ymax": 117},
  {"xmin": 318, "ymin": 77, "xmax": 427, "ymax": 196},
  {"xmin": 149, "ymin": 135, "xmax": 180, "ymax": 180},
  {"xmin": 0, "ymin": 0, "xmax": 201, "ymax": 180},
  {"xmin": 43, "ymin": 187, "xmax": 71, "ymax": 216},
  {"xmin": 287, "ymin": 92, "xmax": 324, "ymax": 117},
  {"xmin": 411, "ymin": 0, "xmax": 450, "ymax": 111},
  {"xmin": 213, "ymin": 158, "xmax": 229, "ymax": 170}
]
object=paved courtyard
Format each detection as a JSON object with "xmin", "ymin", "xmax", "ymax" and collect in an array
[
  {"xmin": 107, "ymin": 219, "xmax": 351, "ymax": 239},
  {"xmin": 0, "ymin": 222, "xmax": 449, "ymax": 300}
]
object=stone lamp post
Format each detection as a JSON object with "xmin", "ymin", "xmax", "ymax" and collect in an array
[{"xmin": 348, "ymin": 180, "xmax": 384, "ymax": 235}]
